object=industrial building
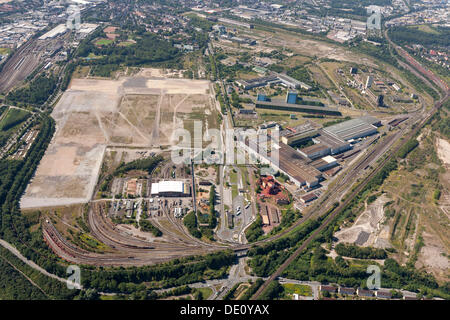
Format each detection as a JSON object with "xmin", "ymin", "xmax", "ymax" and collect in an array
[
  {"xmin": 239, "ymin": 133, "xmax": 322, "ymax": 188},
  {"xmin": 297, "ymin": 116, "xmax": 379, "ymax": 159},
  {"xmin": 298, "ymin": 143, "xmax": 330, "ymax": 160},
  {"xmin": 323, "ymin": 116, "xmax": 379, "ymax": 141},
  {"xmin": 38, "ymin": 24, "xmax": 68, "ymax": 40},
  {"xmin": 299, "ymin": 129, "xmax": 351, "ymax": 160},
  {"xmin": 311, "ymin": 155, "xmax": 338, "ymax": 171},
  {"xmin": 236, "ymin": 73, "xmax": 311, "ymax": 91},
  {"xmin": 280, "ymin": 121, "xmax": 319, "ymax": 145},
  {"xmin": 314, "ymin": 130, "xmax": 351, "ymax": 154},
  {"xmin": 150, "ymin": 181, "xmax": 190, "ymax": 197},
  {"xmin": 365, "ymin": 75, "xmax": 373, "ymax": 89},
  {"xmin": 286, "ymin": 91, "xmax": 298, "ymax": 104},
  {"xmin": 236, "ymin": 75, "xmax": 280, "ymax": 90},
  {"xmin": 274, "ymin": 72, "xmax": 312, "ymax": 90},
  {"xmin": 301, "ymin": 192, "xmax": 318, "ymax": 204},
  {"xmin": 255, "ymin": 99, "xmax": 341, "ymax": 116}
]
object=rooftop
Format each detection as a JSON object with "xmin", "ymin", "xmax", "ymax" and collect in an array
[
  {"xmin": 274, "ymin": 143, "xmax": 322, "ymax": 184},
  {"xmin": 299, "ymin": 143, "xmax": 330, "ymax": 155},
  {"xmin": 323, "ymin": 117, "xmax": 378, "ymax": 141},
  {"xmin": 255, "ymin": 99, "xmax": 341, "ymax": 115},
  {"xmin": 151, "ymin": 181, "xmax": 184, "ymax": 194}
]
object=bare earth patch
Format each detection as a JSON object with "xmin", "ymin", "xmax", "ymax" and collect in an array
[
  {"xmin": 21, "ymin": 75, "xmax": 212, "ymax": 209},
  {"xmin": 416, "ymin": 231, "xmax": 449, "ymax": 282},
  {"xmin": 436, "ymin": 138, "xmax": 450, "ymax": 167},
  {"xmin": 334, "ymin": 194, "xmax": 392, "ymax": 249}
]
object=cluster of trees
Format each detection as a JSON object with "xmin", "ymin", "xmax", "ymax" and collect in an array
[
  {"xmin": 60, "ymin": 62, "xmax": 76, "ymax": 92},
  {"xmin": 0, "ymin": 241, "xmax": 77, "ymax": 300},
  {"xmin": 114, "ymin": 155, "xmax": 164, "ymax": 175},
  {"xmin": 248, "ymin": 219, "xmax": 321, "ymax": 277},
  {"xmin": 267, "ymin": 208, "xmax": 302, "ymax": 236},
  {"xmin": 187, "ymin": 15, "xmax": 214, "ymax": 32},
  {"xmin": 208, "ymin": 185, "xmax": 217, "ymax": 229},
  {"xmin": 82, "ymin": 250, "xmax": 235, "ymax": 293},
  {"xmin": 431, "ymin": 104, "xmax": 450, "ymax": 140},
  {"xmin": 183, "ymin": 211, "xmax": 201, "ymax": 238},
  {"xmin": 77, "ymin": 33, "xmax": 182, "ymax": 77},
  {"xmin": 139, "ymin": 220, "xmax": 162, "ymax": 237},
  {"xmin": 223, "ymin": 282, "xmax": 241, "ymax": 300},
  {"xmin": 7, "ymin": 74, "xmax": 57, "ymax": 105},
  {"xmin": 397, "ymin": 139, "xmax": 419, "ymax": 159},
  {"xmin": 245, "ymin": 215, "xmax": 264, "ymax": 243},
  {"xmin": 287, "ymin": 65, "xmax": 314, "ymax": 87},
  {"xmin": 335, "ymin": 243, "xmax": 387, "ymax": 259},
  {"xmin": 0, "ymin": 115, "xmax": 83, "ymax": 298},
  {"xmin": 389, "ymin": 25, "xmax": 450, "ymax": 48},
  {"xmin": 0, "ymin": 255, "xmax": 48, "ymax": 300},
  {"xmin": 352, "ymin": 38, "xmax": 399, "ymax": 68},
  {"xmin": 156, "ymin": 285, "xmax": 191, "ymax": 299},
  {"xmin": 258, "ymin": 280, "xmax": 284, "ymax": 300},
  {"xmin": 216, "ymin": 60, "xmax": 252, "ymax": 81},
  {"xmin": 239, "ymin": 278, "xmax": 264, "ymax": 300}
]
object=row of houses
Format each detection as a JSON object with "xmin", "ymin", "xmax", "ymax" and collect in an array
[{"xmin": 320, "ymin": 285, "xmax": 414, "ymax": 299}]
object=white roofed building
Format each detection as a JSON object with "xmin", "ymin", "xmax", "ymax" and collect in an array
[{"xmin": 151, "ymin": 181, "xmax": 190, "ymax": 197}]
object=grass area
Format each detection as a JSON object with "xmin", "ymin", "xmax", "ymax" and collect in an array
[
  {"xmin": 72, "ymin": 65, "xmax": 91, "ymax": 78},
  {"xmin": 282, "ymin": 283, "xmax": 313, "ymax": 297},
  {"xmin": 79, "ymin": 233, "xmax": 109, "ymax": 251},
  {"xmin": 0, "ymin": 108, "xmax": 30, "ymax": 131},
  {"xmin": 0, "ymin": 47, "xmax": 11, "ymax": 55},
  {"xmin": 118, "ymin": 41, "xmax": 134, "ymax": 47},
  {"xmin": 195, "ymin": 287, "xmax": 213, "ymax": 299},
  {"xmin": 95, "ymin": 38, "xmax": 114, "ymax": 46},
  {"xmin": 230, "ymin": 169, "xmax": 238, "ymax": 199},
  {"xmin": 87, "ymin": 52, "xmax": 103, "ymax": 59},
  {"xmin": 411, "ymin": 24, "xmax": 439, "ymax": 35},
  {"xmin": 100, "ymin": 294, "xmax": 124, "ymax": 300},
  {"xmin": 241, "ymin": 166, "xmax": 250, "ymax": 187}
]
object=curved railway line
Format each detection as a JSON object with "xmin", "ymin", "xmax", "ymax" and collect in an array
[{"xmin": 12, "ymin": 24, "xmax": 446, "ymax": 294}]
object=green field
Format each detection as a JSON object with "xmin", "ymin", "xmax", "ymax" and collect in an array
[
  {"xmin": 118, "ymin": 41, "xmax": 134, "ymax": 47},
  {"xmin": 87, "ymin": 52, "xmax": 103, "ymax": 59},
  {"xmin": 196, "ymin": 287, "xmax": 213, "ymax": 299},
  {"xmin": 282, "ymin": 283, "xmax": 313, "ymax": 297},
  {"xmin": 410, "ymin": 24, "xmax": 440, "ymax": 35},
  {"xmin": 95, "ymin": 38, "xmax": 113, "ymax": 46},
  {"xmin": 0, "ymin": 47, "xmax": 11, "ymax": 55},
  {"xmin": 230, "ymin": 169, "xmax": 238, "ymax": 198},
  {"xmin": 0, "ymin": 108, "xmax": 30, "ymax": 131}
]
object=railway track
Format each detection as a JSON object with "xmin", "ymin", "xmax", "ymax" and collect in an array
[{"xmin": 251, "ymin": 92, "xmax": 449, "ymax": 299}]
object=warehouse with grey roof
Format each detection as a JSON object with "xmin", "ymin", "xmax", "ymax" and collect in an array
[{"xmin": 323, "ymin": 117, "xmax": 379, "ymax": 141}]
